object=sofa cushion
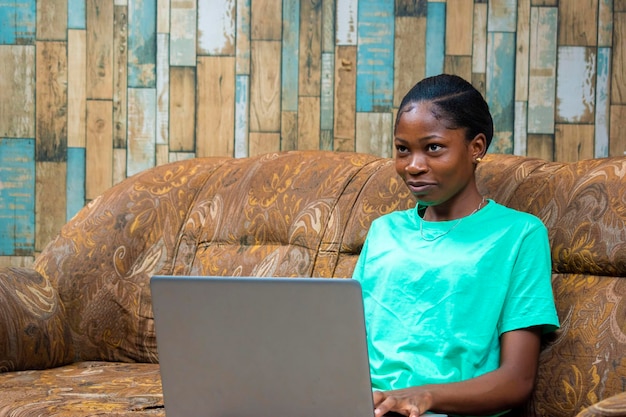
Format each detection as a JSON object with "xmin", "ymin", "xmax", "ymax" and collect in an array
[{"xmin": 0, "ymin": 267, "xmax": 73, "ymax": 372}]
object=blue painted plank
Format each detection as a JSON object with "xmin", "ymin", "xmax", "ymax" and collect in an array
[
  {"xmin": 235, "ymin": 75, "xmax": 249, "ymax": 158},
  {"xmin": 486, "ymin": 32, "xmax": 515, "ymax": 154},
  {"xmin": 356, "ymin": 0, "xmax": 394, "ymax": 112},
  {"xmin": 66, "ymin": 147, "xmax": 85, "ymax": 221},
  {"xmin": 281, "ymin": 0, "xmax": 299, "ymax": 112},
  {"xmin": 128, "ymin": 0, "xmax": 157, "ymax": 88},
  {"xmin": 127, "ymin": 88, "xmax": 156, "ymax": 176},
  {"xmin": 0, "ymin": 138, "xmax": 35, "ymax": 256},
  {"xmin": 425, "ymin": 1, "xmax": 445, "ymax": 77},
  {"xmin": 0, "ymin": 0, "xmax": 36, "ymax": 44},
  {"xmin": 595, "ymin": 47, "xmax": 611, "ymax": 158},
  {"xmin": 68, "ymin": 0, "xmax": 86, "ymax": 29}
]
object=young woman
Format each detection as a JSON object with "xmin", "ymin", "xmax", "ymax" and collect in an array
[{"xmin": 352, "ymin": 74, "xmax": 560, "ymax": 417}]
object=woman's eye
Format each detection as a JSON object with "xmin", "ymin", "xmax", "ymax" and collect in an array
[
  {"xmin": 395, "ymin": 145, "xmax": 408, "ymax": 153},
  {"xmin": 427, "ymin": 144, "xmax": 442, "ymax": 152}
]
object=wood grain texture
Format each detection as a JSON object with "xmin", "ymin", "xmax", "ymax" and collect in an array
[
  {"xmin": 251, "ymin": 0, "xmax": 281, "ymax": 40},
  {"xmin": 472, "ymin": 2, "xmax": 488, "ymax": 74},
  {"xmin": 611, "ymin": 13, "xmax": 626, "ymax": 103},
  {"xmin": 128, "ymin": 0, "xmax": 156, "ymax": 88},
  {"xmin": 157, "ymin": 0, "xmax": 170, "ymax": 33},
  {"xmin": 86, "ymin": 100, "xmax": 113, "ymax": 200},
  {"xmin": 515, "ymin": 0, "xmax": 530, "ymax": 101},
  {"xmin": 298, "ymin": 0, "xmax": 322, "ymax": 97},
  {"xmin": 196, "ymin": 56, "xmax": 236, "ymax": 157},
  {"xmin": 169, "ymin": 67, "xmax": 196, "ymax": 152},
  {"xmin": 598, "ymin": 0, "xmax": 613, "ymax": 47},
  {"xmin": 488, "ymin": 0, "xmax": 517, "ymax": 32},
  {"xmin": 486, "ymin": 32, "xmax": 515, "ymax": 153},
  {"xmin": 35, "ymin": 161, "xmax": 66, "ymax": 252},
  {"xmin": 127, "ymin": 88, "xmax": 156, "ymax": 176},
  {"xmin": 36, "ymin": 41, "xmax": 67, "ymax": 162},
  {"xmin": 36, "ymin": 0, "xmax": 67, "ymax": 41},
  {"xmin": 0, "ymin": 45, "xmax": 35, "ymax": 138},
  {"xmin": 0, "ymin": 138, "xmax": 35, "ymax": 256},
  {"xmin": 595, "ymin": 47, "xmax": 611, "ymax": 157},
  {"xmin": 281, "ymin": 111, "xmax": 298, "ymax": 151},
  {"xmin": 321, "ymin": 52, "xmax": 334, "ymax": 131},
  {"xmin": 514, "ymin": 101, "xmax": 528, "ymax": 156},
  {"xmin": 355, "ymin": 112, "xmax": 392, "ymax": 157},
  {"xmin": 558, "ymin": 0, "xmax": 598, "ymax": 46},
  {"xmin": 68, "ymin": 31, "xmax": 87, "ymax": 148},
  {"xmin": 527, "ymin": 133, "xmax": 554, "ymax": 161},
  {"xmin": 170, "ymin": 0, "xmax": 196, "ymax": 66},
  {"xmin": 394, "ymin": 16, "xmax": 426, "ymax": 107},
  {"xmin": 444, "ymin": 55, "xmax": 472, "ymax": 83},
  {"xmin": 334, "ymin": 46, "xmax": 357, "ymax": 151},
  {"xmin": 395, "ymin": 0, "xmax": 426, "ymax": 17},
  {"xmin": 235, "ymin": 75, "xmax": 250, "ymax": 157},
  {"xmin": 446, "ymin": 0, "xmax": 473, "ymax": 55},
  {"xmin": 249, "ymin": 132, "xmax": 280, "ymax": 156},
  {"xmin": 86, "ymin": 0, "xmax": 114, "ymax": 100},
  {"xmin": 236, "ymin": 0, "xmax": 251, "ymax": 74},
  {"xmin": 281, "ymin": 0, "xmax": 299, "ymax": 111},
  {"xmin": 113, "ymin": 5, "xmax": 128, "ymax": 148},
  {"xmin": 322, "ymin": 0, "xmax": 335, "ymax": 53},
  {"xmin": 609, "ymin": 105, "xmax": 626, "ymax": 156},
  {"xmin": 156, "ymin": 33, "xmax": 169, "ymax": 146},
  {"xmin": 0, "ymin": 0, "xmax": 36, "ymax": 44},
  {"xmin": 556, "ymin": 47, "xmax": 596, "ymax": 124},
  {"xmin": 250, "ymin": 40, "xmax": 281, "ymax": 132},
  {"xmin": 198, "ymin": 0, "xmax": 235, "ymax": 56},
  {"xmin": 555, "ymin": 123, "xmax": 595, "ymax": 162},
  {"xmin": 297, "ymin": 96, "xmax": 321, "ymax": 150},
  {"xmin": 112, "ymin": 147, "xmax": 126, "ymax": 186}
]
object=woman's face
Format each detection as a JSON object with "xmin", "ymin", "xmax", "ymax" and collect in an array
[{"xmin": 394, "ymin": 101, "xmax": 483, "ymax": 208}]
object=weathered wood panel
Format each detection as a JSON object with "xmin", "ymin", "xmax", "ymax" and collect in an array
[
  {"xmin": 198, "ymin": 0, "xmax": 235, "ymax": 56},
  {"xmin": 235, "ymin": 0, "xmax": 250, "ymax": 74},
  {"xmin": 394, "ymin": 16, "xmax": 426, "ymax": 107},
  {"xmin": 356, "ymin": 112, "xmax": 392, "ymax": 157},
  {"xmin": 395, "ymin": 0, "xmax": 426, "ymax": 17},
  {"xmin": 0, "ymin": 138, "xmax": 35, "ymax": 256},
  {"xmin": 251, "ymin": 0, "xmax": 281, "ymax": 40},
  {"xmin": 298, "ymin": 96, "xmax": 320, "ymax": 150},
  {"xmin": 37, "ymin": 0, "xmax": 67, "ymax": 41},
  {"xmin": 334, "ymin": 45, "xmax": 357, "ymax": 151},
  {"xmin": 281, "ymin": 111, "xmax": 298, "ymax": 151},
  {"xmin": 0, "ymin": 45, "xmax": 35, "ymax": 138},
  {"xmin": 197, "ymin": 56, "xmax": 236, "ymax": 157},
  {"xmin": 595, "ymin": 47, "xmax": 611, "ymax": 157},
  {"xmin": 425, "ymin": 1, "xmax": 445, "ymax": 77},
  {"xmin": 282, "ymin": 0, "xmax": 299, "ymax": 111},
  {"xmin": 157, "ymin": 0, "xmax": 170, "ymax": 33},
  {"xmin": 127, "ymin": 88, "xmax": 156, "ymax": 176},
  {"xmin": 558, "ymin": 0, "xmax": 598, "ymax": 46},
  {"xmin": 320, "ymin": 52, "xmax": 334, "ymax": 146},
  {"xmin": 488, "ymin": 0, "xmax": 517, "ymax": 32},
  {"xmin": 156, "ymin": 33, "xmax": 169, "ymax": 146},
  {"xmin": 322, "ymin": 0, "xmax": 334, "ymax": 53},
  {"xmin": 113, "ymin": 5, "xmax": 128, "ymax": 148},
  {"xmin": 169, "ymin": 66, "xmax": 196, "ymax": 152},
  {"xmin": 473, "ymin": 2, "xmax": 488, "ymax": 75},
  {"xmin": 556, "ymin": 47, "xmax": 596, "ymax": 124},
  {"xmin": 528, "ymin": 6, "xmax": 557, "ymax": 134},
  {"xmin": 612, "ymin": 12, "xmax": 626, "ymax": 103},
  {"xmin": 128, "ymin": 0, "xmax": 156, "ymax": 88},
  {"xmin": 555, "ymin": 123, "xmax": 595, "ymax": 162},
  {"xmin": 170, "ymin": 0, "xmax": 196, "ymax": 65},
  {"xmin": 66, "ymin": 146, "xmax": 86, "ymax": 220},
  {"xmin": 527, "ymin": 134, "xmax": 554, "ymax": 160},
  {"xmin": 515, "ymin": 0, "xmax": 530, "ymax": 101},
  {"xmin": 336, "ymin": 0, "xmax": 358, "ymax": 45},
  {"xmin": 598, "ymin": 0, "xmax": 613, "ymax": 47},
  {"xmin": 444, "ymin": 55, "xmax": 472, "ymax": 82},
  {"xmin": 486, "ymin": 32, "xmax": 515, "ymax": 153},
  {"xmin": 235, "ymin": 74, "xmax": 250, "ymax": 157},
  {"xmin": 112, "ymin": 147, "xmax": 126, "ymax": 186},
  {"xmin": 356, "ymin": 0, "xmax": 394, "ymax": 112},
  {"xmin": 36, "ymin": 41, "xmax": 67, "ymax": 162},
  {"xmin": 35, "ymin": 161, "xmax": 66, "ymax": 252},
  {"xmin": 249, "ymin": 132, "xmax": 280, "ymax": 156},
  {"xmin": 446, "ymin": 0, "xmax": 473, "ymax": 56},
  {"xmin": 250, "ymin": 40, "xmax": 281, "ymax": 132},
  {"xmin": 86, "ymin": 0, "xmax": 114, "ymax": 100},
  {"xmin": 68, "ymin": 30, "xmax": 87, "ymax": 148},
  {"xmin": 86, "ymin": 100, "xmax": 113, "ymax": 199},
  {"xmin": 514, "ymin": 101, "xmax": 528, "ymax": 155},
  {"xmin": 298, "ymin": 0, "xmax": 322, "ymax": 97},
  {"xmin": 0, "ymin": 0, "xmax": 36, "ymax": 44},
  {"xmin": 68, "ymin": 0, "xmax": 86, "ymax": 29},
  {"xmin": 609, "ymin": 105, "xmax": 626, "ymax": 156}
]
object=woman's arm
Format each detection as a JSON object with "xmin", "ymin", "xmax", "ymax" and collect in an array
[{"xmin": 372, "ymin": 326, "xmax": 542, "ymax": 417}]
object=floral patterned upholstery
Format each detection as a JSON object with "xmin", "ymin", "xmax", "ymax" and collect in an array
[{"xmin": 0, "ymin": 151, "xmax": 623, "ymax": 416}]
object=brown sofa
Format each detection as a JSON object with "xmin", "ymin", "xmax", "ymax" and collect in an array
[{"xmin": 0, "ymin": 151, "xmax": 624, "ymax": 417}]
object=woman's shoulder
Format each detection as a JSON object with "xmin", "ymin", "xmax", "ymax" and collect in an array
[{"xmin": 486, "ymin": 200, "xmax": 547, "ymax": 230}]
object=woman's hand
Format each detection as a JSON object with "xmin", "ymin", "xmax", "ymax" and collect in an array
[{"xmin": 373, "ymin": 387, "xmax": 433, "ymax": 417}]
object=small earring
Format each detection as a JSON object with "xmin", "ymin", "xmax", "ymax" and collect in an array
[{"xmin": 475, "ymin": 157, "xmax": 482, "ymax": 163}]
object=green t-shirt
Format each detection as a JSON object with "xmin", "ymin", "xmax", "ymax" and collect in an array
[{"xmin": 353, "ymin": 200, "xmax": 560, "ymax": 392}]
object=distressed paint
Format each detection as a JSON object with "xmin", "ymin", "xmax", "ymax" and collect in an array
[
  {"xmin": 488, "ymin": 0, "xmax": 517, "ymax": 32},
  {"xmin": 528, "ymin": 6, "xmax": 557, "ymax": 134},
  {"xmin": 86, "ymin": 0, "xmax": 114, "ymax": 100},
  {"xmin": 298, "ymin": 0, "xmax": 322, "ymax": 97},
  {"xmin": 0, "ymin": 0, "xmax": 36, "ymax": 44},
  {"xmin": 0, "ymin": 45, "xmax": 35, "ymax": 138},
  {"xmin": 595, "ymin": 47, "xmax": 611, "ymax": 157},
  {"xmin": 556, "ymin": 46, "xmax": 596, "ymax": 123},
  {"xmin": 322, "ymin": 0, "xmax": 335, "ymax": 52},
  {"xmin": 0, "ymin": 138, "xmax": 35, "ymax": 256},
  {"xmin": 66, "ymin": 146, "xmax": 85, "ymax": 221},
  {"xmin": 235, "ymin": 74, "xmax": 249, "ymax": 157},
  {"xmin": 113, "ymin": 5, "xmax": 128, "ymax": 148},
  {"xmin": 598, "ymin": 0, "xmax": 613, "ymax": 47},
  {"xmin": 170, "ymin": 0, "xmax": 197, "ymax": 66},
  {"xmin": 425, "ymin": 1, "xmax": 445, "ymax": 77},
  {"xmin": 282, "ymin": 0, "xmax": 300, "ymax": 112},
  {"xmin": 68, "ymin": 30, "xmax": 86, "ymax": 148},
  {"xmin": 321, "ymin": 52, "xmax": 334, "ymax": 131},
  {"xmin": 127, "ymin": 88, "xmax": 156, "ymax": 176},
  {"xmin": 336, "ymin": 0, "xmax": 358, "ymax": 45},
  {"xmin": 236, "ymin": 0, "xmax": 251, "ymax": 74},
  {"xmin": 473, "ymin": 2, "xmax": 488, "ymax": 74},
  {"xmin": 156, "ymin": 33, "xmax": 169, "ymax": 145},
  {"xmin": 157, "ymin": 0, "xmax": 170, "ymax": 33},
  {"xmin": 128, "ymin": 0, "xmax": 157, "ymax": 88},
  {"xmin": 515, "ymin": 0, "xmax": 530, "ymax": 101},
  {"xmin": 68, "ymin": 0, "xmax": 86, "ymax": 29},
  {"xmin": 355, "ymin": 112, "xmax": 393, "ymax": 157},
  {"xmin": 514, "ymin": 101, "xmax": 528, "ymax": 156},
  {"xmin": 486, "ymin": 32, "xmax": 515, "ymax": 154},
  {"xmin": 198, "ymin": 0, "xmax": 235, "ymax": 55},
  {"xmin": 356, "ymin": 0, "xmax": 394, "ymax": 112}
]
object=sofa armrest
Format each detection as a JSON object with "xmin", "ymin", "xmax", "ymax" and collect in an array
[
  {"xmin": 576, "ymin": 392, "xmax": 626, "ymax": 417},
  {"xmin": 0, "ymin": 267, "xmax": 74, "ymax": 372}
]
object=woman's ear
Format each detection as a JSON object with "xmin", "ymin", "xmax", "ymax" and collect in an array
[{"xmin": 471, "ymin": 133, "xmax": 487, "ymax": 162}]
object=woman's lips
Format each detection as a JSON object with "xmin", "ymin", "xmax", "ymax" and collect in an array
[{"xmin": 406, "ymin": 182, "xmax": 436, "ymax": 194}]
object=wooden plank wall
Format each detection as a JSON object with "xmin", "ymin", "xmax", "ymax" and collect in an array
[{"xmin": 0, "ymin": 0, "xmax": 625, "ymax": 264}]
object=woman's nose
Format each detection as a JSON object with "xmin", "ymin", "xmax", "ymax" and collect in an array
[{"xmin": 405, "ymin": 156, "xmax": 426, "ymax": 175}]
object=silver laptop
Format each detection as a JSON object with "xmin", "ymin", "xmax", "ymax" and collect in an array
[{"xmin": 150, "ymin": 276, "xmax": 376, "ymax": 417}]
